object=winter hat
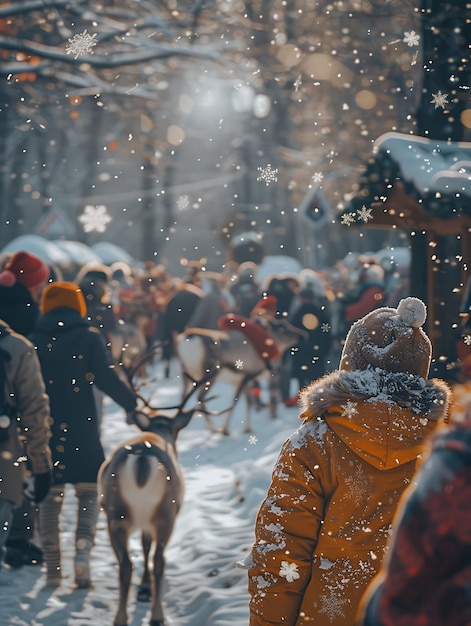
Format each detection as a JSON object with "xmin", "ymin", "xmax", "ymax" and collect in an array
[
  {"xmin": 0, "ymin": 251, "xmax": 49, "ymax": 290},
  {"xmin": 250, "ymin": 295, "xmax": 278, "ymax": 317},
  {"xmin": 340, "ymin": 296, "xmax": 432, "ymax": 379},
  {"xmin": 40, "ymin": 281, "xmax": 87, "ymax": 317}
]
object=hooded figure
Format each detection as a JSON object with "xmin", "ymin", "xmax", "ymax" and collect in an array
[{"xmin": 247, "ymin": 297, "xmax": 451, "ymax": 626}]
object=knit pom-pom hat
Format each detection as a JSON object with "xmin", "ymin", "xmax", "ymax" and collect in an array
[
  {"xmin": 40, "ymin": 281, "xmax": 87, "ymax": 317},
  {"xmin": 0, "ymin": 251, "xmax": 49, "ymax": 290},
  {"xmin": 340, "ymin": 296, "xmax": 432, "ymax": 379}
]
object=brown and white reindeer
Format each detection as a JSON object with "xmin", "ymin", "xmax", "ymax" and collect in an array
[
  {"xmin": 98, "ymin": 363, "xmax": 215, "ymax": 626},
  {"xmin": 175, "ymin": 314, "xmax": 306, "ymax": 435}
]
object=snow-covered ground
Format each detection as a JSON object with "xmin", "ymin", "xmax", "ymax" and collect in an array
[{"xmin": 0, "ymin": 363, "xmax": 301, "ymax": 626}]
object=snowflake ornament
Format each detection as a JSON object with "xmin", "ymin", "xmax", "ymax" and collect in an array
[
  {"xmin": 463, "ymin": 334, "xmax": 471, "ymax": 346},
  {"xmin": 78, "ymin": 204, "xmax": 112, "ymax": 233},
  {"xmin": 235, "ymin": 359, "xmax": 244, "ymax": 370},
  {"xmin": 279, "ymin": 561, "xmax": 300, "ymax": 583},
  {"xmin": 430, "ymin": 90, "xmax": 449, "ymax": 109},
  {"xmin": 321, "ymin": 323, "xmax": 330, "ymax": 333},
  {"xmin": 357, "ymin": 205, "xmax": 373, "ymax": 223},
  {"xmin": 312, "ymin": 172, "xmax": 324, "ymax": 183},
  {"xmin": 66, "ymin": 29, "xmax": 98, "ymax": 59},
  {"xmin": 341, "ymin": 400, "xmax": 358, "ymax": 419},
  {"xmin": 403, "ymin": 31, "xmax": 420, "ymax": 47},
  {"xmin": 340, "ymin": 212, "xmax": 356, "ymax": 226},
  {"xmin": 248, "ymin": 435, "xmax": 258, "ymax": 445},
  {"xmin": 257, "ymin": 164, "xmax": 278, "ymax": 186}
]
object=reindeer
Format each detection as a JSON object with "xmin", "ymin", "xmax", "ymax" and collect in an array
[
  {"xmin": 175, "ymin": 315, "xmax": 306, "ymax": 435},
  {"xmin": 98, "ymin": 366, "xmax": 215, "ymax": 626}
]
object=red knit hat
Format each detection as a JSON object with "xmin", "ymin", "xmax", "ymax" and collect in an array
[
  {"xmin": 250, "ymin": 295, "xmax": 278, "ymax": 317},
  {"xmin": 40, "ymin": 281, "xmax": 87, "ymax": 317},
  {"xmin": 0, "ymin": 251, "xmax": 49, "ymax": 290}
]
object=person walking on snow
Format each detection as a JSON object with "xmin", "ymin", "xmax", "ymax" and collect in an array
[
  {"xmin": 29, "ymin": 282, "xmax": 137, "ymax": 588},
  {"xmin": 247, "ymin": 297, "xmax": 450, "ymax": 626},
  {"xmin": 0, "ymin": 250, "xmax": 51, "ymax": 568},
  {"xmin": 0, "ymin": 320, "xmax": 52, "ymax": 570}
]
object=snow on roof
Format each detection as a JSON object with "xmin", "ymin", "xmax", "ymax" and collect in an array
[{"xmin": 346, "ymin": 132, "xmax": 471, "ymax": 219}]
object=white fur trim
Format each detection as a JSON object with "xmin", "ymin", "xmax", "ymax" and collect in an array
[{"xmin": 397, "ymin": 297, "xmax": 427, "ymax": 328}]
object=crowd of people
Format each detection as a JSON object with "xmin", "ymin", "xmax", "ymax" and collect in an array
[{"xmin": 0, "ymin": 243, "xmax": 470, "ymax": 624}]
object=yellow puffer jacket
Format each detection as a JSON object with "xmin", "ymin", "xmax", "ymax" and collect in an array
[{"xmin": 248, "ymin": 368, "xmax": 450, "ymax": 626}]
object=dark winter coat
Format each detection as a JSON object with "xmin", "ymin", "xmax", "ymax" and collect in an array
[
  {"xmin": 0, "ymin": 321, "xmax": 52, "ymax": 507},
  {"xmin": 248, "ymin": 368, "xmax": 451, "ymax": 626},
  {"xmin": 159, "ymin": 284, "xmax": 203, "ymax": 360},
  {"xmin": 0, "ymin": 282, "xmax": 41, "ymax": 336},
  {"xmin": 358, "ymin": 419, "xmax": 471, "ymax": 626},
  {"xmin": 29, "ymin": 307, "xmax": 136, "ymax": 485},
  {"xmin": 289, "ymin": 300, "xmax": 333, "ymax": 385}
]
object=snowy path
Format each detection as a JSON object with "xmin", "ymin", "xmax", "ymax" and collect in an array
[{"xmin": 0, "ymin": 370, "xmax": 299, "ymax": 626}]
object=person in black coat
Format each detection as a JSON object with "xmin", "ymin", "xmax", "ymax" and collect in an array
[
  {"xmin": 0, "ymin": 250, "xmax": 50, "ymax": 567},
  {"xmin": 29, "ymin": 281, "xmax": 137, "ymax": 588},
  {"xmin": 289, "ymin": 287, "xmax": 333, "ymax": 393}
]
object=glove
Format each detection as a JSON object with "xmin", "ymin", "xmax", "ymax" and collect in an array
[{"xmin": 24, "ymin": 471, "xmax": 52, "ymax": 504}]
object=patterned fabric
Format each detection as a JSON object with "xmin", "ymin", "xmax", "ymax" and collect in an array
[
  {"xmin": 358, "ymin": 420, "xmax": 471, "ymax": 626},
  {"xmin": 247, "ymin": 368, "xmax": 451, "ymax": 626}
]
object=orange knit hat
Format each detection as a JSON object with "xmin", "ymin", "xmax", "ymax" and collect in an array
[{"xmin": 40, "ymin": 281, "xmax": 87, "ymax": 317}]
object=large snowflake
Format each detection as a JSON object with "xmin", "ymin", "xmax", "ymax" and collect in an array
[
  {"xmin": 279, "ymin": 561, "xmax": 300, "ymax": 583},
  {"xmin": 78, "ymin": 204, "xmax": 112, "ymax": 233},
  {"xmin": 430, "ymin": 90, "xmax": 449, "ymax": 109},
  {"xmin": 340, "ymin": 212, "xmax": 356, "ymax": 226},
  {"xmin": 357, "ymin": 205, "xmax": 373, "ymax": 223},
  {"xmin": 257, "ymin": 164, "xmax": 278, "ymax": 186},
  {"xmin": 341, "ymin": 400, "xmax": 358, "ymax": 419},
  {"xmin": 403, "ymin": 30, "xmax": 420, "ymax": 47},
  {"xmin": 66, "ymin": 30, "xmax": 97, "ymax": 59}
]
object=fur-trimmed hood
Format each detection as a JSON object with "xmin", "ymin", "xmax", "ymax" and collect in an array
[{"xmin": 299, "ymin": 368, "xmax": 451, "ymax": 470}]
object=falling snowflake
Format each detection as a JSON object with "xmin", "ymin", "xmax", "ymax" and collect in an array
[
  {"xmin": 248, "ymin": 435, "xmax": 258, "ymax": 445},
  {"xmin": 321, "ymin": 323, "xmax": 330, "ymax": 333},
  {"xmin": 293, "ymin": 75, "xmax": 302, "ymax": 92},
  {"xmin": 341, "ymin": 400, "xmax": 358, "ymax": 419},
  {"xmin": 357, "ymin": 205, "xmax": 373, "ymax": 223},
  {"xmin": 235, "ymin": 359, "xmax": 244, "ymax": 370},
  {"xmin": 66, "ymin": 29, "xmax": 98, "ymax": 59},
  {"xmin": 279, "ymin": 561, "xmax": 300, "ymax": 583},
  {"xmin": 176, "ymin": 194, "xmax": 190, "ymax": 211},
  {"xmin": 78, "ymin": 204, "xmax": 112, "ymax": 233},
  {"xmin": 312, "ymin": 172, "xmax": 324, "ymax": 183},
  {"xmin": 319, "ymin": 591, "xmax": 347, "ymax": 622},
  {"xmin": 463, "ymin": 334, "xmax": 471, "ymax": 346},
  {"xmin": 345, "ymin": 466, "xmax": 372, "ymax": 505},
  {"xmin": 257, "ymin": 164, "xmax": 278, "ymax": 186},
  {"xmin": 340, "ymin": 212, "xmax": 356, "ymax": 226},
  {"xmin": 403, "ymin": 30, "xmax": 420, "ymax": 47},
  {"xmin": 430, "ymin": 90, "xmax": 449, "ymax": 109}
]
